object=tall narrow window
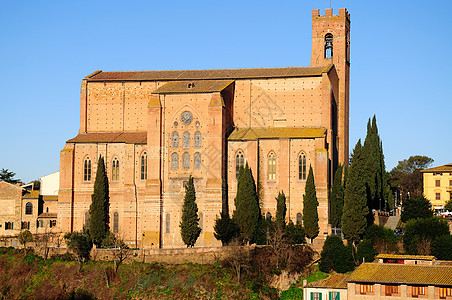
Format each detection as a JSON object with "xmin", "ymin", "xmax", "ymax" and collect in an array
[
  {"xmin": 298, "ymin": 153, "xmax": 307, "ymax": 180},
  {"xmin": 165, "ymin": 214, "xmax": 171, "ymax": 233},
  {"xmin": 236, "ymin": 151, "xmax": 245, "ymax": 179},
  {"xmin": 112, "ymin": 158, "xmax": 119, "ymax": 181},
  {"xmin": 194, "ymin": 131, "xmax": 202, "ymax": 148},
  {"xmin": 25, "ymin": 202, "xmax": 33, "ymax": 215},
  {"xmin": 183, "ymin": 152, "xmax": 190, "ymax": 170},
  {"xmin": 199, "ymin": 212, "xmax": 203, "ymax": 233},
  {"xmin": 84, "ymin": 157, "xmax": 92, "ymax": 182},
  {"xmin": 183, "ymin": 131, "xmax": 190, "ymax": 149},
  {"xmin": 113, "ymin": 212, "xmax": 119, "ymax": 233},
  {"xmin": 84, "ymin": 211, "xmax": 90, "ymax": 229},
  {"xmin": 171, "ymin": 153, "xmax": 179, "ymax": 170},
  {"xmin": 141, "ymin": 152, "xmax": 147, "ymax": 180},
  {"xmin": 194, "ymin": 152, "xmax": 201, "ymax": 170},
  {"xmin": 325, "ymin": 33, "xmax": 333, "ymax": 59},
  {"xmin": 296, "ymin": 213, "xmax": 302, "ymax": 225},
  {"xmin": 171, "ymin": 132, "xmax": 179, "ymax": 148},
  {"xmin": 268, "ymin": 152, "xmax": 276, "ymax": 180}
]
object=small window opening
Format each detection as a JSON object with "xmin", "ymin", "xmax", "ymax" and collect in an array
[
  {"xmin": 188, "ymin": 83, "xmax": 195, "ymax": 89},
  {"xmin": 325, "ymin": 33, "xmax": 333, "ymax": 59}
]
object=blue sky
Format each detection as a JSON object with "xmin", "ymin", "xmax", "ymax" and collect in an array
[{"xmin": 1, "ymin": 0, "xmax": 451, "ymax": 183}]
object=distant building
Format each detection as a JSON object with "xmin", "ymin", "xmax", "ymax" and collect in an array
[
  {"xmin": 376, "ymin": 254, "xmax": 435, "ymax": 265},
  {"xmin": 422, "ymin": 164, "xmax": 452, "ymax": 211}
]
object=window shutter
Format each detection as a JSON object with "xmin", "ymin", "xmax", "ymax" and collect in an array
[
  {"xmin": 11, "ymin": 222, "xmax": 13, "ymax": 230},
  {"xmin": 329, "ymin": 292, "xmax": 332, "ymax": 300},
  {"xmin": 319, "ymin": 293, "xmax": 322, "ymax": 300},
  {"xmin": 337, "ymin": 292, "xmax": 340, "ymax": 300},
  {"xmin": 311, "ymin": 292, "xmax": 314, "ymax": 300}
]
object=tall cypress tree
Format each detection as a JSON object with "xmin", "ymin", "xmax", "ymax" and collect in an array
[
  {"xmin": 329, "ymin": 165, "xmax": 344, "ymax": 228},
  {"xmin": 232, "ymin": 163, "xmax": 260, "ymax": 244},
  {"xmin": 302, "ymin": 166, "xmax": 319, "ymax": 243},
  {"xmin": 342, "ymin": 140, "xmax": 369, "ymax": 246},
  {"xmin": 89, "ymin": 155, "xmax": 110, "ymax": 246},
  {"xmin": 180, "ymin": 175, "xmax": 201, "ymax": 247},
  {"xmin": 275, "ymin": 191, "xmax": 287, "ymax": 229}
]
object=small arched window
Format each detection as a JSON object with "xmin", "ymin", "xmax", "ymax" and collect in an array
[
  {"xmin": 268, "ymin": 152, "xmax": 276, "ymax": 180},
  {"xmin": 25, "ymin": 202, "xmax": 33, "ymax": 215},
  {"xmin": 112, "ymin": 157, "xmax": 120, "ymax": 181},
  {"xmin": 194, "ymin": 152, "xmax": 201, "ymax": 170},
  {"xmin": 325, "ymin": 33, "xmax": 333, "ymax": 59},
  {"xmin": 171, "ymin": 132, "xmax": 179, "ymax": 148},
  {"xmin": 194, "ymin": 131, "xmax": 202, "ymax": 148},
  {"xmin": 113, "ymin": 212, "xmax": 119, "ymax": 233},
  {"xmin": 199, "ymin": 212, "xmax": 203, "ymax": 233},
  {"xmin": 183, "ymin": 131, "xmax": 190, "ymax": 149},
  {"xmin": 171, "ymin": 153, "xmax": 179, "ymax": 170},
  {"xmin": 183, "ymin": 152, "xmax": 190, "ymax": 170},
  {"xmin": 266, "ymin": 212, "xmax": 272, "ymax": 220},
  {"xmin": 296, "ymin": 213, "xmax": 302, "ymax": 225},
  {"xmin": 141, "ymin": 152, "xmax": 147, "ymax": 180},
  {"xmin": 84, "ymin": 157, "xmax": 92, "ymax": 182},
  {"xmin": 235, "ymin": 151, "xmax": 245, "ymax": 180},
  {"xmin": 165, "ymin": 214, "xmax": 171, "ymax": 233},
  {"xmin": 298, "ymin": 153, "xmax": 307, "ymax": 180},
  {"xmin": 84, "ymin": 211, "xmax": 90, "ymax": 229}
]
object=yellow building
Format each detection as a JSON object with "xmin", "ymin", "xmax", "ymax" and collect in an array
[{"xmin": 422, "ymin": 164, "xmax": 452, "ymax": 210}]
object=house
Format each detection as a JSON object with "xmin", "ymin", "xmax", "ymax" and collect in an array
[
  {"xmin": 304, "ymin": 274, "xmax": 348, "ymax": 300},
  {"xmin": 421, "ymin": 164, "xmax": 452, "ymax": 211}
]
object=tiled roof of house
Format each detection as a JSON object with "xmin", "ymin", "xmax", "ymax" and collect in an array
[
  {"xmin": 347, "ymin": 263, "xmax": 452, "ymax": 286},
  {"xmin": 421, "ymin": 163, "xmax": 452, "ymax": 173},
  {"xmin": 228, "ymin": 127, "xmax": 326, "ymax": 141},
  {"xmin": 307, "ymin": 274, "xmax": 348, "ymax": 289},
  {"xmin": 67, "ymin": 132, "xmax": 147, "ymax": 144},
  {"xmin": 85, "ymin": 65, "xmax": 333, "ymax": 82},
  {"xmin": 376, "ymin": 254, "xmax": 435, "ymax": 261},
  {"xmin": 152, "ymin": 80, "xmax": 234, "ymax": 94}
]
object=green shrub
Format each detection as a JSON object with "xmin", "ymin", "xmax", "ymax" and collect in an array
[
  {"xmin": 431, "ymin": 235, "xmax": 452, "ymax": 260},
  {"xmin": 356, "ymin": 239, "xmax": 376, "ymax": 263},
  {"xmin": 319, "ymin": 236, "xmax": 354, "ymax": 273},
  {"xmin": 403, "ymin": 218, "xmax": 450, "ymax": 254}
]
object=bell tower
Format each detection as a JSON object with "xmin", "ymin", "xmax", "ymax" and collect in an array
[{"xmin": 311, "ymin": 8, "xmax": 350, "ymax": 166}]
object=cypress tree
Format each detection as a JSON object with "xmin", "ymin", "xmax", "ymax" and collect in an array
[
  {"xmin": 302, "ymin": 166, "xmax": 319, "ymax": 243},
  {"xmin": 89, "ymin": 155, "xmax": 110, "ymax": 246},
  {"xmin": 342, "ymin": 140, "xmax": 369, "ymax": 246},
  {"xmin": 232, "ymin": 163, "xmax": 260, "ymax": 244},
  {"xmin": 329, "ymin": 165, "xmax": 344, "ymax": 228},
  {"xmin": 275, "ymin": 191, "xmax": 287, "ymax": 229},
  {"xmin": 214, "ymin": 212, "xmax": 239, "ymax": 246},
  {"xmin": 180, "ymin": 175, "xmax": 201, "ymax": 247}
]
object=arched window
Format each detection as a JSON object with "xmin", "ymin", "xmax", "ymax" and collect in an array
[
  {"xmin": 183, "ymin": 131, "xmax": 190, "ymax": 149},
  {"xmin": 266, "ymin": 212, "xmax": 272, "ymax": 220},
  {"xmin": 171, "ymin": 132, "xmax": 179, "ymax": 148},
  {"xmin": 183, "ymin": 152, "xmax": 190, "ymax": 170},
  {"xmin": 112, "ymin": 157, "xmax": 119, "ymax": 181},
  {"xmin": 199, "ymin": 212, "xmax": 203, "ymax": 233},
  {"xmin": 235, "ymin": 151, "xmax": 245, "ymax": 179},
  {"xmin": 84, "ymin": 157, "xmax": 92, "ymax": 182},
  {"xmin": 325, "ymin": 33, "xmax": 333, "ymax": 59},
  {"xmin": 171, "ymin": 153, "xmax": 179, "ymax": 170},
  {"xmin": 84, "ymin": 211, "xmax": 90, "ymax": 229},
  {"xmin": 165, "ymin": 214, "xmax": 171, "ymax": 233},
  {"xmin": 113, "ymin": 212, "xmax": 119, "ymax": 233},
  {"xmin": 194, "ymin": 152, "xmax": 201, "ymax": 170},
  {"xmin": 296, "ymin": 213, "xmax": 302, "ymax": 225},
  {"xmin": 141, "ymin": 152, "xmax": 147, "ymax": 180},
  {"xmin": 194, "ymin": 131, "xmax": 202, "ymax": 148},
  {"xmin": 25, "ymin": 202, "xmax": 33, "ymax": 215},
  {"xmin": 268, "ymin": 152, "xmax": 276, "ymax": 180},
  {"xmin": 298, "ymin": 153, "xmax": 307, "ymax": 180}
]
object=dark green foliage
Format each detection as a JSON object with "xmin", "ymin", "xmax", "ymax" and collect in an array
[
  {"xmin": 403, "ymin": 217, "xmax": 450, "ymax": 254},
  {"xmin": 302, "ymin": 166, "xmax": 319, "ymax": 242},
  {"xmin": 89, "ymin": 156, "xmax": 109, "ymax": 246},
  {"xmin": 32, "ymin": 180, "xmax": 40, "ymax": 190},
  {"xmin": 64, "ymin": 231, "xmax": 93, "ymax": 262},
  {"xmin": 401, "ymin": 195, "xmax": 433, "ymax": 223},
  {"xmin": 356, "ymin": 239, "xmax": 377, "ymax": 263},
  {"xmin": 329, "ymin": 165, "xmax": 344, "ymax": 228},
  {"xmin": 445, "ymin": 199, "xmax": 452, "ymax": 211},
  {"xmin": 275, "ymin": 191, "xmax": 287, "ymax": 229},
  {"xmin": 0, "ymin": 168, "xmax": 21, "ymax": 184},
  {"xmin": 254, "ymin": 215, "xmax": 272, "ymax": 246},
  {"xmin": 18, "ymin": 230, "xmax": 33, "ymax": 246},
  {"xmin": 285, "ymin": 221, "xmax": 306, "ymax": 244},
  {"xmin": 431, "ymin": 235, "xmax": 452, "ymax": 260},
  {"xmin": 232, "ymin": 164, "xmax": 261, "ymax": 244},
  {"xmin": 180, "ymin": 175, "xmax": 201, "ymax": 247},
  {"xmin": 319, "ymin": 236, "xmax": 354, "ymax": 273},
  {"xmin": 362, "ymin": 224, "xmax": 397, "ymax": 255},
  {"xmin": 214, "ymin": 212, "xmax": 239, "ymax": 245},
  {"xmin": 342, "ymin": 140, "xmax": 369, "ymax": 246}
]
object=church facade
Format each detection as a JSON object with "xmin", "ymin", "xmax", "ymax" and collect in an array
[{"xmin": 58, "ymin": 8, "xmax": 350, "ymax": 248}]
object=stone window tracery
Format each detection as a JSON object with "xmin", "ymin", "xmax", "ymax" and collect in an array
[
  {"xmin": 171, "ymin": 132, "xmax": 179, "ymax": 148},
  {"xmin": 299, "ymin": 152, "xmax": 307, "ymax": 180},
  {"xmin": 181, "ymin": 111, "xmax": 193, "ymax": 125},
  {"xmin": 194, "ymin": 131, "xmax": 202, "ymax": 148},
  {"xmin": 183, "ymin": 152, "xmax": 190, "ymax": 170},
  {"xmin": 194, "ymin": 152, "xmax": 201, "ymax": 170},
  {"xmin": 112, "ymin": 157, "xmax": 119, "ymax": 181},
  {"xmin": 268, "ymin": 152, "xmax": 276, "ymax": 181},
  {"xmin": 183, "ymin": 131, "xmax": 190, "ymax": 149},
  {"xmin": 171, "ymin": 153, "xmax": 179, "ymax": 170},
  {"xmin": 84, "ymin": 157, "xmax": 92, "ymax": 182},
  {"xmin": 141, "ymin": 152, "xmax": 147, "ymax": 180},
  {"xmin": 113, "ymin": 212, "xmax": 119, "ymax": 233},
  {"xmin": 235, "ymin": 151, "xmax": 245, "ymax": 180},
  {"xmin": 25, "ymin": 202, "xmax": 33, "ymax": 215}
]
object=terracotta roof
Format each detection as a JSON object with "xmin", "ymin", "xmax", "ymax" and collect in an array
[
  {"xmin": 85, "ymin": 65, "xmax": 333, "ymax": 82},
  {"xmin": 347, "ymin": 263, "xmax": 452, "ymax": 286},
  {"xmin": 307, "ymin": 274, "xmax": 348, "ymax": 289},
  {"xmin": 67, "ymin": 132, "xmax": 147, "ymax": 144},
  {"xmin": 38, "ymin": 213, "xmax": 57, "ymax": 219},
  {"xmin": 152, "ymin": 80, "xmax": 234, "ymax": 94},
  {"xmin": 421, "ymin": 163, "xmax": 452, "ymax": 173},
  {"xmin": 228, "ymin": 127, "xmax": 326, "ymax": 141},
  {"xmin": 376, "ymin": 254, "xmax": 435, "ymax": 261}
]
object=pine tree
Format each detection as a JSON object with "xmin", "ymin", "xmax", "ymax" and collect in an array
[
  {"xmin": 89, "ymin": 155, "xmax": 110, "ymax": 246},
  {"xmin": 232, "ymin": 163, "xmax": 260, "ymax": 244},
  {"xmin": 214, "ymin": 212, "xmax": 239, "ymax": 246},
  {"xmin": 329, "ymin": 165, "xmax": 344, "ymax": 228},
  {"xmin": 342, "ymin": 140, "xmax": 369, "ymax": 246},
  {"xmin": 180, "ymin": 175, "xmax": 201, "ymax": 247},
  {"xmin": 275, "ymin": 191, "xmax": 287, "ymax": 229},
  {"xmin": 302, "ymin": 166, "xmax": 319, "ymax": 243}
]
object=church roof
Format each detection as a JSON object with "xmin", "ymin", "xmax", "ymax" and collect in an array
[
  {"xmin": 85, "ymin": 65, "xmax": 333, "ymax": 82},
  {"xmin": 152, "ymin": 80, "xmax": 234, "ymax": 94},
  {"xmin": 67, "ymin": 132, "xmax": 147, "ymax": 144},
  {"xmin": 228, "ymin": 127, "xmax": 326, "ymax": 141},
  {"xmin": 421, "ymin": 163, "xmax": 452, "ymax": 173}
]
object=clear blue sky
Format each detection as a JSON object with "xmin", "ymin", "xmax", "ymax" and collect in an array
[{"xmin": 1, "ymin": 0, "xmax": 451, "ymax": 183}]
